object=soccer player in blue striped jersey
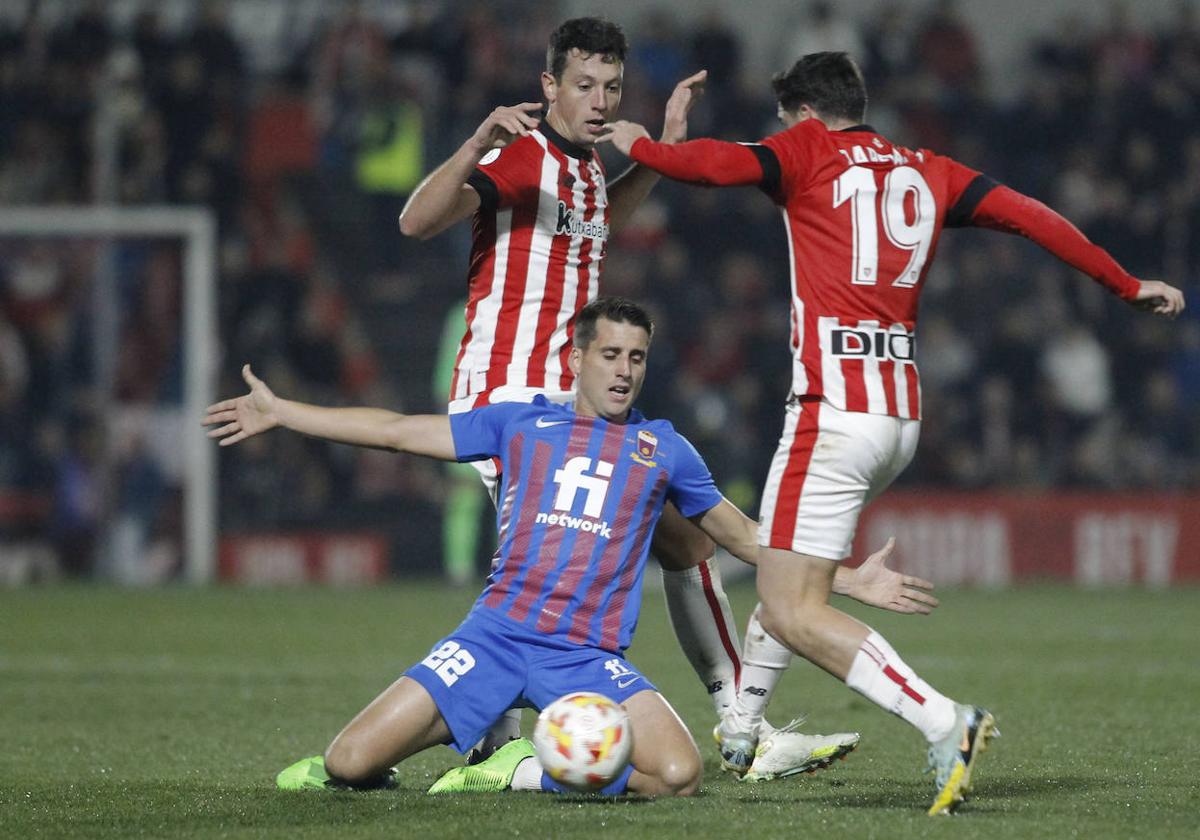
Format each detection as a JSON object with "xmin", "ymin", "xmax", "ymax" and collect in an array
[{"xmin": 204, "ymin": 296, "xmax": 923, "ymax": 796}]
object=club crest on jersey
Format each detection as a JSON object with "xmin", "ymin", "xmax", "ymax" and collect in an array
[
  {"xmin": 556, "ymin": 201, "xmax": 609, "ymax": 242},
  {"xmin": 631, "ymin": 430, "xmax": 658, "ymax": 467}
]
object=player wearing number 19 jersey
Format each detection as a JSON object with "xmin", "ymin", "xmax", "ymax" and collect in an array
[{"xmin": 609, "ymin": 51, "xmax": 1184, "ymax": 812}]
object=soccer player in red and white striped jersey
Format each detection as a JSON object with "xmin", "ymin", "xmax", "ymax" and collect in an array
[
  {"xmin": 401, "ymin": 22, "xmax": 928, "ymax": 779},
  {"xmin": 603, "ymin": 51, "xmax": 1184, "ymax": 812},
  {"xmin": 400, "ymin": 18, "xmax": 748, "ymax": 760},
  {"xmin": 400, "ymin": 17, "xmax": 779, "ymax": 771},
  {"xmin": 401, "ymin": 20, "xmax": 698, "ymax": 417}
]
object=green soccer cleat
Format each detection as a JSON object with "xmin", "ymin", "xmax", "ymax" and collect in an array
[
  {"xmin": 927, "ymin": 704, "xmax": 998, "ymax": 816},
  {"xmin": 275, "ymin": 755, "xmax": 397, "ymax": 791},
  {"xmin": 276, "ymin": 755, "xmax": 333, "ymax": 791},
  {"xmin": 428, "ymin": 738, "xmax": 536, "ymax": 794}
]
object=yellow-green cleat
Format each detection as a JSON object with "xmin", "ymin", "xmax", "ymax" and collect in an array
[
  {"xmin": 927, "ymin": 704, "xmax": 998, "ymax": 816},
  {"xmin": 275, "ymin": 755, "xmax": 397, "ymax": 791},
  {"xmin": 428, "ymin": 738, "xmax": 536, "ymax": 794},
  {"xmin": 276, "ymin": 755, "xmax": 332, "ymax": 791}
]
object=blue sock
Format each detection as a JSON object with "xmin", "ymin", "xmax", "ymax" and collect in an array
[{"xmin": 540, "ymin": 764, "xmax": 635, "ymax": 795}]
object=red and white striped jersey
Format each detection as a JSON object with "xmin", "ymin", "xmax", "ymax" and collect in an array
[
  {"xmin": 752, "ymin": 120, "xmax": 985, "ymax": 419},
  {"xmin": 450, "ymin": 123, "xmax": 609, "ymax": 414},
  {"xmin": 629, "ymin": 120, "xmax": 1143, "ymax": 420}
]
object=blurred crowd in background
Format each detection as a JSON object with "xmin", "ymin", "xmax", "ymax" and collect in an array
[{"xmin": 0, "ymin": 0, "xmax": 1198, "ymax": 577}]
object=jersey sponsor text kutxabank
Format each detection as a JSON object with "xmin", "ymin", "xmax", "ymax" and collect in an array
[
  {"xmin": 756, "ymin": 120, "xmax": 986, "ymax": 419},
  {"xmin": 449, "ymin": 396, "xmax": 721, "ymax": 653},
  {"xmin": 451, "ymin": 124, "xmax": 609, "ymax": 413}
]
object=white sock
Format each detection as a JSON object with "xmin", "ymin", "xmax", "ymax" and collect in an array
[
  {"xmin": 661, "ymin": 555, "xmax": 742, "ymax": 715},
  {"xmin": 509, "ymin": 756, "xmax": 544, "ymax": 791},
  {"xmin": 476, "ymin": 707, "xmax": 523, "ymax": 755},
  {"xmin": 725, "ymin": 604, "xmax": 792, "ymax": 735},
  {"xmin": 845, "ymin": 630, "xmax": 957, "ymax": 742}
]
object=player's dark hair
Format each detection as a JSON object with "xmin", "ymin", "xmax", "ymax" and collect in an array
[
  {"xmin": 772, "ymin": 51, "xmax": 868, "ymax": 123},
  {"xmin": 546, "ymin": 17, "xmax": 627, "ymax": 80},
  {"xmin": 574, "ymin": 296, "xmax": 654, "ymax": 349}
]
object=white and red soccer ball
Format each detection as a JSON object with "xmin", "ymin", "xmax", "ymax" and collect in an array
[{"xmin": 532, "ymin": 691, "xmax": 633, "ymax": 791}]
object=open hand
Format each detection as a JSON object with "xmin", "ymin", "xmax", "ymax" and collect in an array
[
  {"xmin": 202, "ymin": 364, "xmax": 279, "ymax": 446},
  {"xmin": 661, "ymin": 69, "xmax": 707, "ymax": 143},
  {"xmin": 470, "ymin": 103, "xmax": 542, "ymax": 153},
  {"xmin": 847, "ymin": 537, "xmax": 939, "ymax": 615}
]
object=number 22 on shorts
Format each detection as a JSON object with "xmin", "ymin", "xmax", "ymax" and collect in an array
[{"xmin": 421, "ymin": 641, "xmax": 477, "ymax": 687}]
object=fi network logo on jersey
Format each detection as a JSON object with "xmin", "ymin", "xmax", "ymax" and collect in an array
[{"xmin": 535, "ymin": 456, "xmax": 614, "ymax": 538}]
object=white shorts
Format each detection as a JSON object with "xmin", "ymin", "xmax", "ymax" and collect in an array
[
  {"xmin": 757, "ymin": 397, "xmax": 920, "ymax": 561},
  {"xmin": 450, "ymin": 386, "xmax": 575, "ymax": 506}
]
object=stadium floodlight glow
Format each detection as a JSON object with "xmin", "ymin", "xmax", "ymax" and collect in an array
[{"xmin": 0, "ymin": 206, "xmax": 217, "ymax": 584}]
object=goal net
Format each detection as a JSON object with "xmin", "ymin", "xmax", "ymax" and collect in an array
[{"xmin": 0, "ymin": 207, "xmax": 217, "ymax": 584}]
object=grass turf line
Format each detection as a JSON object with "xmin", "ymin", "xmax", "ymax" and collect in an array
[{"xmin": 1, "ymin": 583, "xmax": 1197, "ymax": 839}]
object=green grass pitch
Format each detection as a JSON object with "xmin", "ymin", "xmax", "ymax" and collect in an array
[{"xmin": 2, "ymin": 582, "xmax": 1197, "ymax": 839}]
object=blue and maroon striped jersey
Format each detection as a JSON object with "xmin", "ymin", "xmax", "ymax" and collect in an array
[{"xmin": 450, "ymin": 395, "xmax": 722, "ymax": 653}]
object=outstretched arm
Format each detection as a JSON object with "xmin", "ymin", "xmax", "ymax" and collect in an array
[
  {"xmin": 831, "ymin": 538, "xmax": 939, "ymax": 615},
  {"xmin": 970, "ymin": 185, "xmax": 1185, "ymax": 317},
  {"xmin": 602, "ymin": 122, "xmax": 765, "ymax": 187},
  {"xmin": 691, "ymin": 501, "xmax": 936, "ymax": 614},
  {"xmin": 689, "ymin": 497, "xmax": 759, "ymax": 565},
  {"xmin": 203, "ymin": 365, "xmax": 457, "ymax": 460},
  {"xmin": 606, "ymin": 70, "xmax": 708, "ymax": 233},
  {"xmin": 398, "ymin": 103, "xmax": 542, "ymax": 240}
]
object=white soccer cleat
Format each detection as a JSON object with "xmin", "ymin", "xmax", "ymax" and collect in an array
[{"xmin": 742, "ymin": 720, "xmax": 860, "ymax": 783}]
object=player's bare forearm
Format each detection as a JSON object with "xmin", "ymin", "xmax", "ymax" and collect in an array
[
  {"xmin": 830, "ymin": 566, "xmax": 857, "ymax": 597},
  {"xmin": 204, "ymin": 365, "xmax": 457, "ymax": 459},
  {"xmin": 692, "ymin": 498, "xmax": 758, "ymax": 566},
  {"xmin": 274, "ymin": 401, "xmax": 456, "ymax": 459},
  {"xmin": 607, "ymin": 163, "xmax": 661, "ymax": 234},
  {"xmin": 398, "ymin": 145, "xmax": 483, "ymax": 240},
  {"xmin": 399, "ymin": 103, "xmax": 540, "ymax": 239}
]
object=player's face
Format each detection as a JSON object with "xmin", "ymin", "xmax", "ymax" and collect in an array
[
  {"xmin": 569, "ymin": 318, "xmax": 649, "ymax": 422},
  {"xmin": 543, "ymin": 49, "xmax": 624, "ymax": 147}
]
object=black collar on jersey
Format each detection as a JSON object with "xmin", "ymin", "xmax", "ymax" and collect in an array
[
  {"xmin": 754, "ymin": 123, "xmax": 880, "ymax": 199},
  {"xmin": 540, "ymin": 112, "xmax": 593, "ymax": 160}
]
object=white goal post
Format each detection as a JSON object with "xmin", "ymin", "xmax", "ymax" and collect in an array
[{"xmin": 0, "ymin": 206, "xmax": 218, "ymax": 584}]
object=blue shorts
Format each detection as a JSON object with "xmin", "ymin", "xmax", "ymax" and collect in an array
[{"xmin": 403, "ymin": 608, "xmax": 656, "ymax": 753}]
